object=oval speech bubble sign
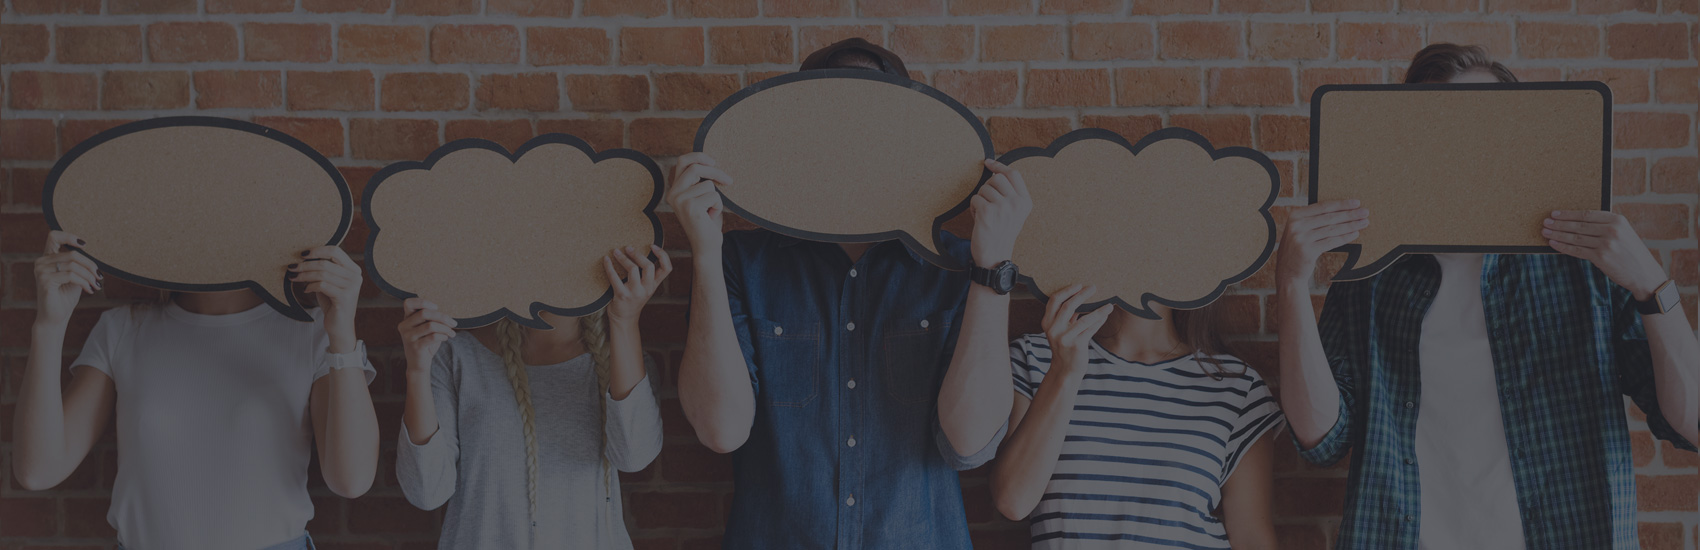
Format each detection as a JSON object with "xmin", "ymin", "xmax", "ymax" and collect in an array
[
  {"xmin": 1004, "ymin": 128, "xmax": 1278, "ymax": 319},
  {"xmin": 362, "ymin": 134, "xmax": 663, "ymax": 329},
  {"xmin": 694, "ymin": 69, "xmax": 992, "ymax": 268},
  {"xmin": 44, "ymin": 117, "xmax": 352, "ymax": 322}
]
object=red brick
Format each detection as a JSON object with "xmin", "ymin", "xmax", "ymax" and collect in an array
[
  {"xmin": 1026, "ymin": 68, "xmax": 1112, "ymax": 107},
  {"xmin": 1618, "ymin": 203, "xmax": 1692, "ymax": 240},
  {"xmin": 194, "ymin": 70, "xmax": 282, "ymax": 109},
  {"xmin": 287, "ymin": 70, "xmax": 374, "ymax": 111},
  {"xmin": 537, "ymin": 119, "xmax": 625, "ymax": 151},
  {"xmin": 1129, "ymin": 0, "xmax": 1211, "ymax": 12},
  {"xmin": 564, "ymin": 74, "xmax": 650, "ymax": 112},
  {"xmin": 1652, "ymin": 157, "xmax": 1699, "ymax": 194},
  {"xmin": 1171, "ymin": 114, "xmax": 1253, "ymax": 148},
  {"xmin": 986, "ymin": 116, "xmax": 1071, "ymax": 153},
  {"xmin": 1209, "ymin": 67, "xmax": 1294, "ymax": 106},
  {"xmin": 252, "ymin": 116, "xmax": 344, "ymax": 158},
  {"xmin": 1116, "ymin": 67, "xmax": 1202, "ymax": 106},
  {"xmin": 432, "ymin": 25, "xmax": 521, "ymax": 64},
  {"xmin": 476, "ymin": 73, "xmax": 559, "ymax": 112},
  {"xmin": 889, "ymin": 25, "xmax": 975, "ymax": 63},
  {"xmin": 381, "ymin": 73, "xmax": 470, "ymax": 112},
  {"xmin": 1636, "ymin": 474, "xmax": 1699, "ymax": 511},
  {"xmin": 59, "ymin": 119, "xmax": 134, "ymax": 152},
  {"xmin": 351, "ymin": 119, "xmax": 439, "ymax": 161},
  {"xmin": 1, "ymin": 24, "xmax": 50, "ymax": 64},
  {"xmin": 208, "ymin": 0, "xmax": 291, "ymax": 12},
  {"xmin": 584, "ymin": 0, "xmax": 667, "ymax": 15},
  {"xmin": 1338, "ymin": 23, "xmax": 1422, "ymax": 60},
  {"xmin": 950, "ymin": 0, "xmax": 1027, "ymax": 13},
  {"xmin": 488, "ymin": 0, "xmax": 569, "ymax": 16},
  {"xmin": 1579, "ymin": 0, "xmax": 1655, "ymax": 11},
  {"xmin": 655, "ymin": 72, "xmax": 741, "ymax": 111},
  {"xmin": 1070, "ymin": 22, "xmax": 1154, "ymax": 60},
  {"xmin": 800, "ymin": 25, "xmax": 885, "ymax": 53},
  {"xmin": 1640, "ymin": 522, "xmax": 1686, "ymax": 550},
  {"xmin": 1567, "ymin": 68, "xmax": 1649, "ymax": 104},
  {"xmin": 1632, "ymin": 429, "xmax": 1658, "ymax": 466},
  {"xmin": 13, "ymin": 0, "xmax": 99, "ymax": 12},
  {"xmin": 1221, "ymin": 0, "xmax": 1301, "ymax": 12},
  {"xmin": 1041, "ymin": 0, "xmax": 1119, "ymax": 11},
  {"xmin": 1258, "ymin": 115, "xmax": 1310, "ymax": 152},
  {"xmin": 630, "ymin": 490, "xmax": 724, "ymax": 530},
  {"xmin": 1506, "ymin": 65, "xmax": 1563, "ymax": 82},
  {"xmin": 860, "ymin": 0, "xmax": 943, "ymax": 15},
  {"xmin": 304, "ymin": 0, "xmax": 389, "ymax": 11},
  {"xmin": 1662, "ymin": 439, "xmax": 1700, "ymax": 468},
  {"xmin": 1655, "ymin": 67, "xmax": 1699, "ymax": 104},
  {"xmin": 102, "ymin": 71, "xmax": 189, "ymax": 110},
  {"xmin": 63, "ymin": 497, "xmax": 114, "ymax": 537},
  {"xmin": 396, "ymin": 0, "xmax": 475, "ymax": 14},
  {"xmin": 1614, "ymin": 157, "xmax": 1648, "ymax": 196},
  {"xmin": 622, "ymin": 27, "xmax": 706, "ymax": 66},
  {"xmin": 57, "ymin": 25, "xmax": 142, "ymax": 64},
  {"xmin": 629, "ymin": 117, "xmax": 703, "ymax": 157},
  {"xmin": 446, "ymin": 119, "xmax": 534, "ymax": 152},
  {"xmin": 0, "ymin": 498, "xmax": 57, "ymax": 537},
  {"xmin": 1302, "ymin": 67, "xmax": 1384, "ymax": 101},
  {"xmin": 1489, "ymin": 0, "xmax": 1569, "ymax": 11},
  {"xmin": 9, "ymin": 71, "xmax": 97, "ymax": 110},
  {"xmin": 980, "ymin": 25, "xmax": 1064, "ymax": 62},
  {"xmin": 110, "ymin": 0, "xmax": 194, "ymax": 13},
  {"xmin": 146, "ymin": 22, "xmax": 238, "ymax": 63},
  {"xmin": 933, "ymin": 69, "xmax": 1019, "ymax": 108},
  {"xmin": 764, "ymin": 0, "xmax": 851, "ymax": 16},
  {"xmin": 1159, "ymin": 22, "xmax": 1243, "ymax": 60},
  {"xmin": 677, "ymin": 0, "xmax": 760, "ymax": 16},
  {"xmin": 1608, "ymin": 23, "xmax": 1691, "ymax": 59},
  {"xmin": 244, "ymin": 23, "xmax": 331, "ymax": 63},
  {"xmin": 1081, "ymin": 114, "xmax": 1163, "ymax": 143},
  {"xmin": 9, "ymin": 167, "xmax": 50, "ymax": 208},
  {"xmin": 709, "ymin": 26, "xmax": 794, "ymax": 64},
  {"xmin": 529, "ymin": 28, "xmax": 611, "ymax": 66},
  {"xmin": 1250, "ymin": 23, "xmax": 1330, "ymax": 60},
  {"xmin": 1518, "ymin": 22, "xmax": 1600, "ymax": 58},
  {"xmin": 1428, "ymin": 21, "xmax": 1513, "ymax": 58},
  {"xmin": 339, "ymin": 25, "xmax": 428, "ymax": 64},
  {"xmin": 1313, "ymin": 0, "xmax": 1389, "ymax": 11},
  {"xmin": 1403, "ymin": 0, "xmax": 1477, "ymax": 10},
  {"xmin": 1615, "ymin": 111, "xmax": 1691, "ymax": 149}
]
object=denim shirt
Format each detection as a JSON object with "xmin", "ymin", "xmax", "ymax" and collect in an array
[{"xmin": 717, "ymin": 229, "xmax": 1004, "ymax": 550}]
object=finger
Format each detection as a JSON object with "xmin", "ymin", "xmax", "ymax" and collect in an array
[
  {"xmin": 1548, "ymin": 239, "xmax": 1594, "ymax": 260},
  {"xmin": 49, "ymin": 271, "xmax": 96, "ymax": 295},
  {"xmin": 1291, "ymin": 199, "xmax": 1362, "ymax": 219},
  {"xmin": 1057, "ymin": 285, "xmax": 1099, "ymax": 318},
  {"xmin": 1042, "ymin": 283, "xmax": 1083, "ymax": 332},
  {"xmin": 603, "ymin": 255, "xmax": 628, "ymax": 293},
  {"xmin": 1550, "ymin": 210, "xmax": 1617, "ymax": 224},
  {"xmin": 970, "ymin": 194, "xmax": 990, "ymax": 214},
  {"xmin": 1541, "ymin": 218, "xmax": 1607, "ymax": 237},
  {"xmin": 1063, "ymin": 306, "xmax": 1113, "ymax": 342},
  {"xmin": 1313, "ymin": 231, "xmax": 1361, "ymax": 251},
  {"xmin": 1309, "ymin": 218, "xmax": 1369, "ymax": 240},
  {"xmin": 301, "ymin": 246, "xmax": 357, "ymax": 270},
  {"xmin": 652, "ymin": 245, "xmax": 674, "ymax": 277},
  {"xmin": 62, "ymin": 250, "xmax": 99, "ymax": 275},
  {"xmin": 59, "ymin": 261, "xmax": 99, "ymax": 287},
  {"xmin": 1297, "ymin": 208, "xmax": 1370, "ymax": 234},
  {"xmin": 675, "ymin": 152, "xmax": 716, "ymax": 170},
  {"xmin": 984, "ymin": 173, "xmax": 1015, "ymax": 197},
  {"xmin": 1542, "ymin": 228, "xmax": 1601, "ymax": 249},
  {"xmin": 673, "ymin": 175, "xmax": 724, "ymax": 204},
  {"xmin": 676, "ymin": 164, "xmax": 734, "ymax": 191},
  {"xmin": 628, "ymin": 246, "xmax": 657, "ymax": 286},
  {"xmin": 419, "ymin": 309, "xmax": 457, "ymax": 328},
  {"xmin": 613, "ymin": 247, "xmax": 641, "ymax": 281},
  {"xmin": 45, "ymin": 231, "xmax": 84, "ymax": 255},
  {"xmin": 404, "ymin": 297, "xmax": 424, "ymax": 314}
]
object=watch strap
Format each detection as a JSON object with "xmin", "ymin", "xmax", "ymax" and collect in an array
[{"xmin": 1634, "ymin": 280, "xmax": 1677, "ymax": 315}]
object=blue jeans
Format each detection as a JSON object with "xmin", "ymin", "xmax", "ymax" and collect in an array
[{"xmin": 121, "ymin": 533, "xmax": 314, "ymax": 550}]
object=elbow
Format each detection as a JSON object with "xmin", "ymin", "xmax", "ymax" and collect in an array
[
  {"xmin": 994, "ymin": 493, "xmax": 1035, "ymax": 522},
  {"xmin": 13, "ymin": 464, "xmax": 61, "ymax": 492},
  {"xmin": 324, "ymin": 465, "xmax": 377, "ymax": 499},
  {"xmin": 696, "ymin": 424, "xmax": 750, "ymax": 454}
]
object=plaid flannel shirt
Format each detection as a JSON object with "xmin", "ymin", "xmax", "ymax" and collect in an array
[{"xmin": 1297, "ymin": 253, "xmax": 1695, "ymax": 550}]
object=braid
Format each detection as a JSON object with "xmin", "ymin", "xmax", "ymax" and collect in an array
[
  {"xmin": 496, "ymin": 319, "xmax": 540, "ymax": 527},
  {"xmin": 579, "ymin": 310, "xmax": 614, "ymax": 495}
]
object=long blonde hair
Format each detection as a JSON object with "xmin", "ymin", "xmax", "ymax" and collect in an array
[{"xmin": 494, "ymin": 309, "xmax": 613, "ymax": 526}]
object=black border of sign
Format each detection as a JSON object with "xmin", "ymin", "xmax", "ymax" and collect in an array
[
  {"xmin": 361, "ymin": 133, "xmax": 666, "ymax": 330},
  {"xmin": 42, "ymin": 116, "xmax": 352, "ymax": 323},
  {"xmin": 692, "ymin": 68, "xmax": 995, "ymax": 271},
  {"xmin": 997, "ymin": 127, "xmax": 1281, "ymax": 320},
  {"xmin": 1307, "ymin": 81, "xmax": 1614, "ymax": 281}
]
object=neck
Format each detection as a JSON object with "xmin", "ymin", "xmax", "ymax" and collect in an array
[
  {"xmin": 838, "ymin": 242, "xmax": 873, "ymax": 264},
  {"xmin": 524, "ymin": 312, "xmax": 586, "ymax": 364},
  {"xmin": 1094, "ymin": 307, "xmax": 1189, "ymax": 364},
  {"xmin": 172, "ymin": 290, "xmax": 264, "ymax": 315}
]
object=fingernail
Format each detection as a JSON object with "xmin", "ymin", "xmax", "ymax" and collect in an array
[
  {"xmin": 287, "ymin": 263, "xmax": 299, "ymax": 269},
  {"xmin": 1541, "ymin": 229, "xmax": 1553, "ymax": 236},
  {"xmin": 77, "ymin": 239, "xmax": 87, "ymax": 246},
  {"xmin": 286, "ymin": 272, "xmax": 296, "ymax": 279},
  {"xmin": 300, "ymin": 250, "xmax": 310, "ymax": 257}
]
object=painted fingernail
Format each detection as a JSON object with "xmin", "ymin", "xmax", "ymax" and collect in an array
[
  {"xmin": 300, "ymin": 250, "xmax": 310, "ymax": 257},
  {"xmin": 76, "ymin": 239, "xmax": 87, "ymax": 246},
  {"xmin": 288, "ymin": 263, "xmax": 299, "ymax": 269}
]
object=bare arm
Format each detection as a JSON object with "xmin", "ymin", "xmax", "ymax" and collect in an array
[
  {"xmin": 13, "ymin": 231, "xmax": 114, "ymax": 491},
  {"xmin": 668, "ymin": 153, "xmax": 755, "ymax": 454},
  {"xmin": 300, "ymin": 246, "xmax": 379, "ymax": 499},
  {"xmin": 1642, "ymin": 303, "xmax": 1699, "ymax": 446},
  {"xmin": 1218, "ymin": 433, "xmax": 1279, "ymax": 550},
  {"xmin": 1275, "ymin": 201, "xmax": 1368, "ymax": 448},
  {"xmin": 939, "ymin": 159, "xmax": 1032, "ymax": 456},
  {"xmin": 605, "ymin": 244, "xmax": 673, "ymax": 401}
]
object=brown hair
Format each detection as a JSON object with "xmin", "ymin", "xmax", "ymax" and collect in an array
[
  {"xmin": 1169, "ymin": 302, "xmax": 1242, "ymax": 379},
  {"xmin": 799, "ymin": 37, "xmax": 909, "ymax": 77},
  {"xmin": 1403, "ymin": 43, "xmax": 1518, "ymax": 84}
]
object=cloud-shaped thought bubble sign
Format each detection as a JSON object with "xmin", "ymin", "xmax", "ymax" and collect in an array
[
  {"xmin": 363, "ymin": 134, "xmax": 662, "ymax": 329},
  {"xmin": 1004, "ymin": 128, "xmax": 1278, "ymax": 320},
  {"xmin": 695, "ymin": 69, "xmax": 992, "ymax": 268},
  {"xmin": 44, "ymin": 117, "xmax": 352, "ymax": 322},
  {"xmin": 1311, "ymin": 82, "xmax": 1611, "ymax": 280}
]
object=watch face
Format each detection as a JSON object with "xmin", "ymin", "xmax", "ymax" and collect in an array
[
  {"xmin": 1658, "ymin": 283, "xmax": 1680, "ymax": 312},
  {"xmin": 997, "ymin": 269, "xmax": 1014, "ymax": 289}
]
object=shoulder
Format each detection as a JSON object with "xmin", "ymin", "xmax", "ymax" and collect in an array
[
  {"xmin": 1190, "ymin": 353, "xmax": 1266, "ymax": 385},
  {"xmin": 1010, "ymin": 334, "xmax": 1054, "ymax": 367}
]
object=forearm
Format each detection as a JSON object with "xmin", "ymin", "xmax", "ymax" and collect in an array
[
  {"xmin": 991, "ymin": 374, "xmax": 1082, "ymax": 520},
  {"xmin": 677, "ymin": 247, "xmax": 755, "ymax": 453},
  {"xmin": 607, "ymin": 317, "xmax": 647, "ymax": 400},
  {"xmin": 1643, "ymin": 304, "xmax": 1699, "ymax": 445},
  {"xmin": 1277, "ymin": 281, "xmax": 1340, "ymax": 448},
  {"xmin": 319, "ymin": 367, "xmax": 379, "ymax": 497},
  {"xmin": 938, "ymin": 285, "xmax": 1013, "ymax": 456},
  {"xmin": 15, "ymin": 324, "xmax": 72, "ymax": 488},
  {"xmin": 402, "ymin": 365, "xmax": 439, "ymax": 445}
]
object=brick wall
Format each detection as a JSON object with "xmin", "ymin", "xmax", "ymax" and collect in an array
[{"xmin": 0, "ymin": 0, "xmax": 1696, "ymax": 547}]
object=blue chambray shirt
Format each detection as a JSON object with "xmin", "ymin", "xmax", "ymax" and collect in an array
[{"xmin": 716, "ymin": 229, "xmax": 1006, "ymax": 550}]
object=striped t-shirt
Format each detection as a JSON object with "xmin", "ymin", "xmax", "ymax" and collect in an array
[{"xmin": 1009, "ymin": 334, "xmax": 1285, "ymax": 550}]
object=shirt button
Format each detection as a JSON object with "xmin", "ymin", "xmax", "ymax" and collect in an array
[
  {"xmin": 1404, "ymin": 458, "xmax": 1414, "ymax": 465},
  {"xmin": 1404, "ymin": 401, "xmax": 1415, "ymax": 409},
  {"xmin": 846, "ymin": 495, "xmax": 856, "ymax": 506},
  {"xmin": 773, "ymin": 326, "xmax": 783, "ymax": 336},
  {"xmin": 1404, "ymin": 514, "xmax": 1414, "ymax": 522},
  {"xmin": 847, "ymin": 437, "xmax": 857, "ymax": 447},
  {"xmin": 920, "ymin": 319, "xmax": 929, "ymax": 328},
  {"xmin": 846, "ymin": 379, "xmax": 856, "ymax": 389},
  {"xmin": 846, "ymin": 322, "xmax": 856, "ymax": 331},
  {"xmin": 849, "ymin": 268, "xmax": 858, "ymax": 278}
]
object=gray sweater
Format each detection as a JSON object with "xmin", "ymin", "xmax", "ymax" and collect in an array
[{"xmin": 396, "ymin": 332, "xmax": 663, "ymax": 550}]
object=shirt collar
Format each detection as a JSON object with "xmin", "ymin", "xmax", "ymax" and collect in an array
[{"xmin": 771, "ymin": 232, "xmax": 930, "ymax": 264}]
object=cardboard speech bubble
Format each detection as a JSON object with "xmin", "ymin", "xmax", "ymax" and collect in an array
[
  {"xmin": 694, "ymin": 69, "xmax": 993, "ymax": 268},
  {"xmin": 44, "ymin": 117, "xmax": 352, "ymax": 322},
  {"xmin": 362, "ymin": 134, "xmax": 663, "ymax": 329},
  {"xmin": 1003, "ymin": 128, "xmax": 1278, "ymax": 319},
  {"xmin": 1310, "ymin": 82, "xmax": 1612, "ymax": 281}
]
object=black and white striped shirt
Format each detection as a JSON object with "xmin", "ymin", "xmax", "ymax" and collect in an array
[{"xmin": 1009, "ymin": 334, "xmax": 1285, "ymax": 550}]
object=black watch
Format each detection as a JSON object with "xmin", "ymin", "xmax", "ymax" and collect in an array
[
  {"xmin": 1634, "ymin": 280, "xmax": 1679, "ymax": 315},
  {"xmin": 970, "ymin": 260, "xmax": 1018, "ymax": 295}
]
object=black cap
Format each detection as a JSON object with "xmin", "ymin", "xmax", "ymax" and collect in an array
[{"xmin": 799, "ymin": 37, "xmax": 908, "ymax": 78}]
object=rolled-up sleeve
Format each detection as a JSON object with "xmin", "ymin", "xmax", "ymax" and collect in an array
[
  {"xmin": 1293, "ymin": 280, "xmax": 1369, "ymax": 467},
  {"xmin": 605, "ymin": 357, "xmax": 665, "ymax": 472},
  {"xmin": 395, "ymin": 347, "xmax": 460, "ymax": 511}
]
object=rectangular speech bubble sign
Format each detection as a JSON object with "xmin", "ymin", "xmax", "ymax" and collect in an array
[{"xmin": 1309, "ymin": 82, "xmax": 1611, "ymax": 281}]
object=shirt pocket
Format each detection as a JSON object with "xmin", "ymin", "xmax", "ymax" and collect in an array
[
  {"xmin": 751, "ymin": 317, "xmax": 822, "ymax": 408},
  {"xmin": 881, "ymin": 310, "xmax": 954, "ymax": 405}
]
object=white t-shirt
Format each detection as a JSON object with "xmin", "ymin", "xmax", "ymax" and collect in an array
[
  {"xmin": 1416, "ymin": 254, "xmax": 1526, "ymax": 549},
  {"xmin": 1009, "ymin": 336, "xmax": 1285, "ymax": 549},
  {"xmin": 73, "ymin": 302, "xmax": 374, "ymax": 550}
]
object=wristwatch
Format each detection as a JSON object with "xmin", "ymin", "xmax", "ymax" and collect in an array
[
  {"xmin": 1634, "ymin": 280, "xmax": 1679, "ymax": 315},
  {"xmin": 970, "ymin": 260, "xmax": 1019, "ymax": 295},
  {"xmin": 327, "ymin": 340, "xmax": 369, "ymax": 371}
]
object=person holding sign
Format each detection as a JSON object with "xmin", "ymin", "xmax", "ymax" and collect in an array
[
  {"xmin": 991, "ymin": 287, "xmax": 1283, "ymax": 549},
  {"xmin": 1276, "ymin": 43, "xmax": 1699, "ymax": 550},
  {"xmin": 392, "ymin": 246, "xmax": 668, "ymax": 549},
  {"xmin": 670, "ymin": 39, "xmax": 1032, "ymax": 548},
  {"xmin": 13, "ymin": 231, "xmax": 379, "ymax": 550}
]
